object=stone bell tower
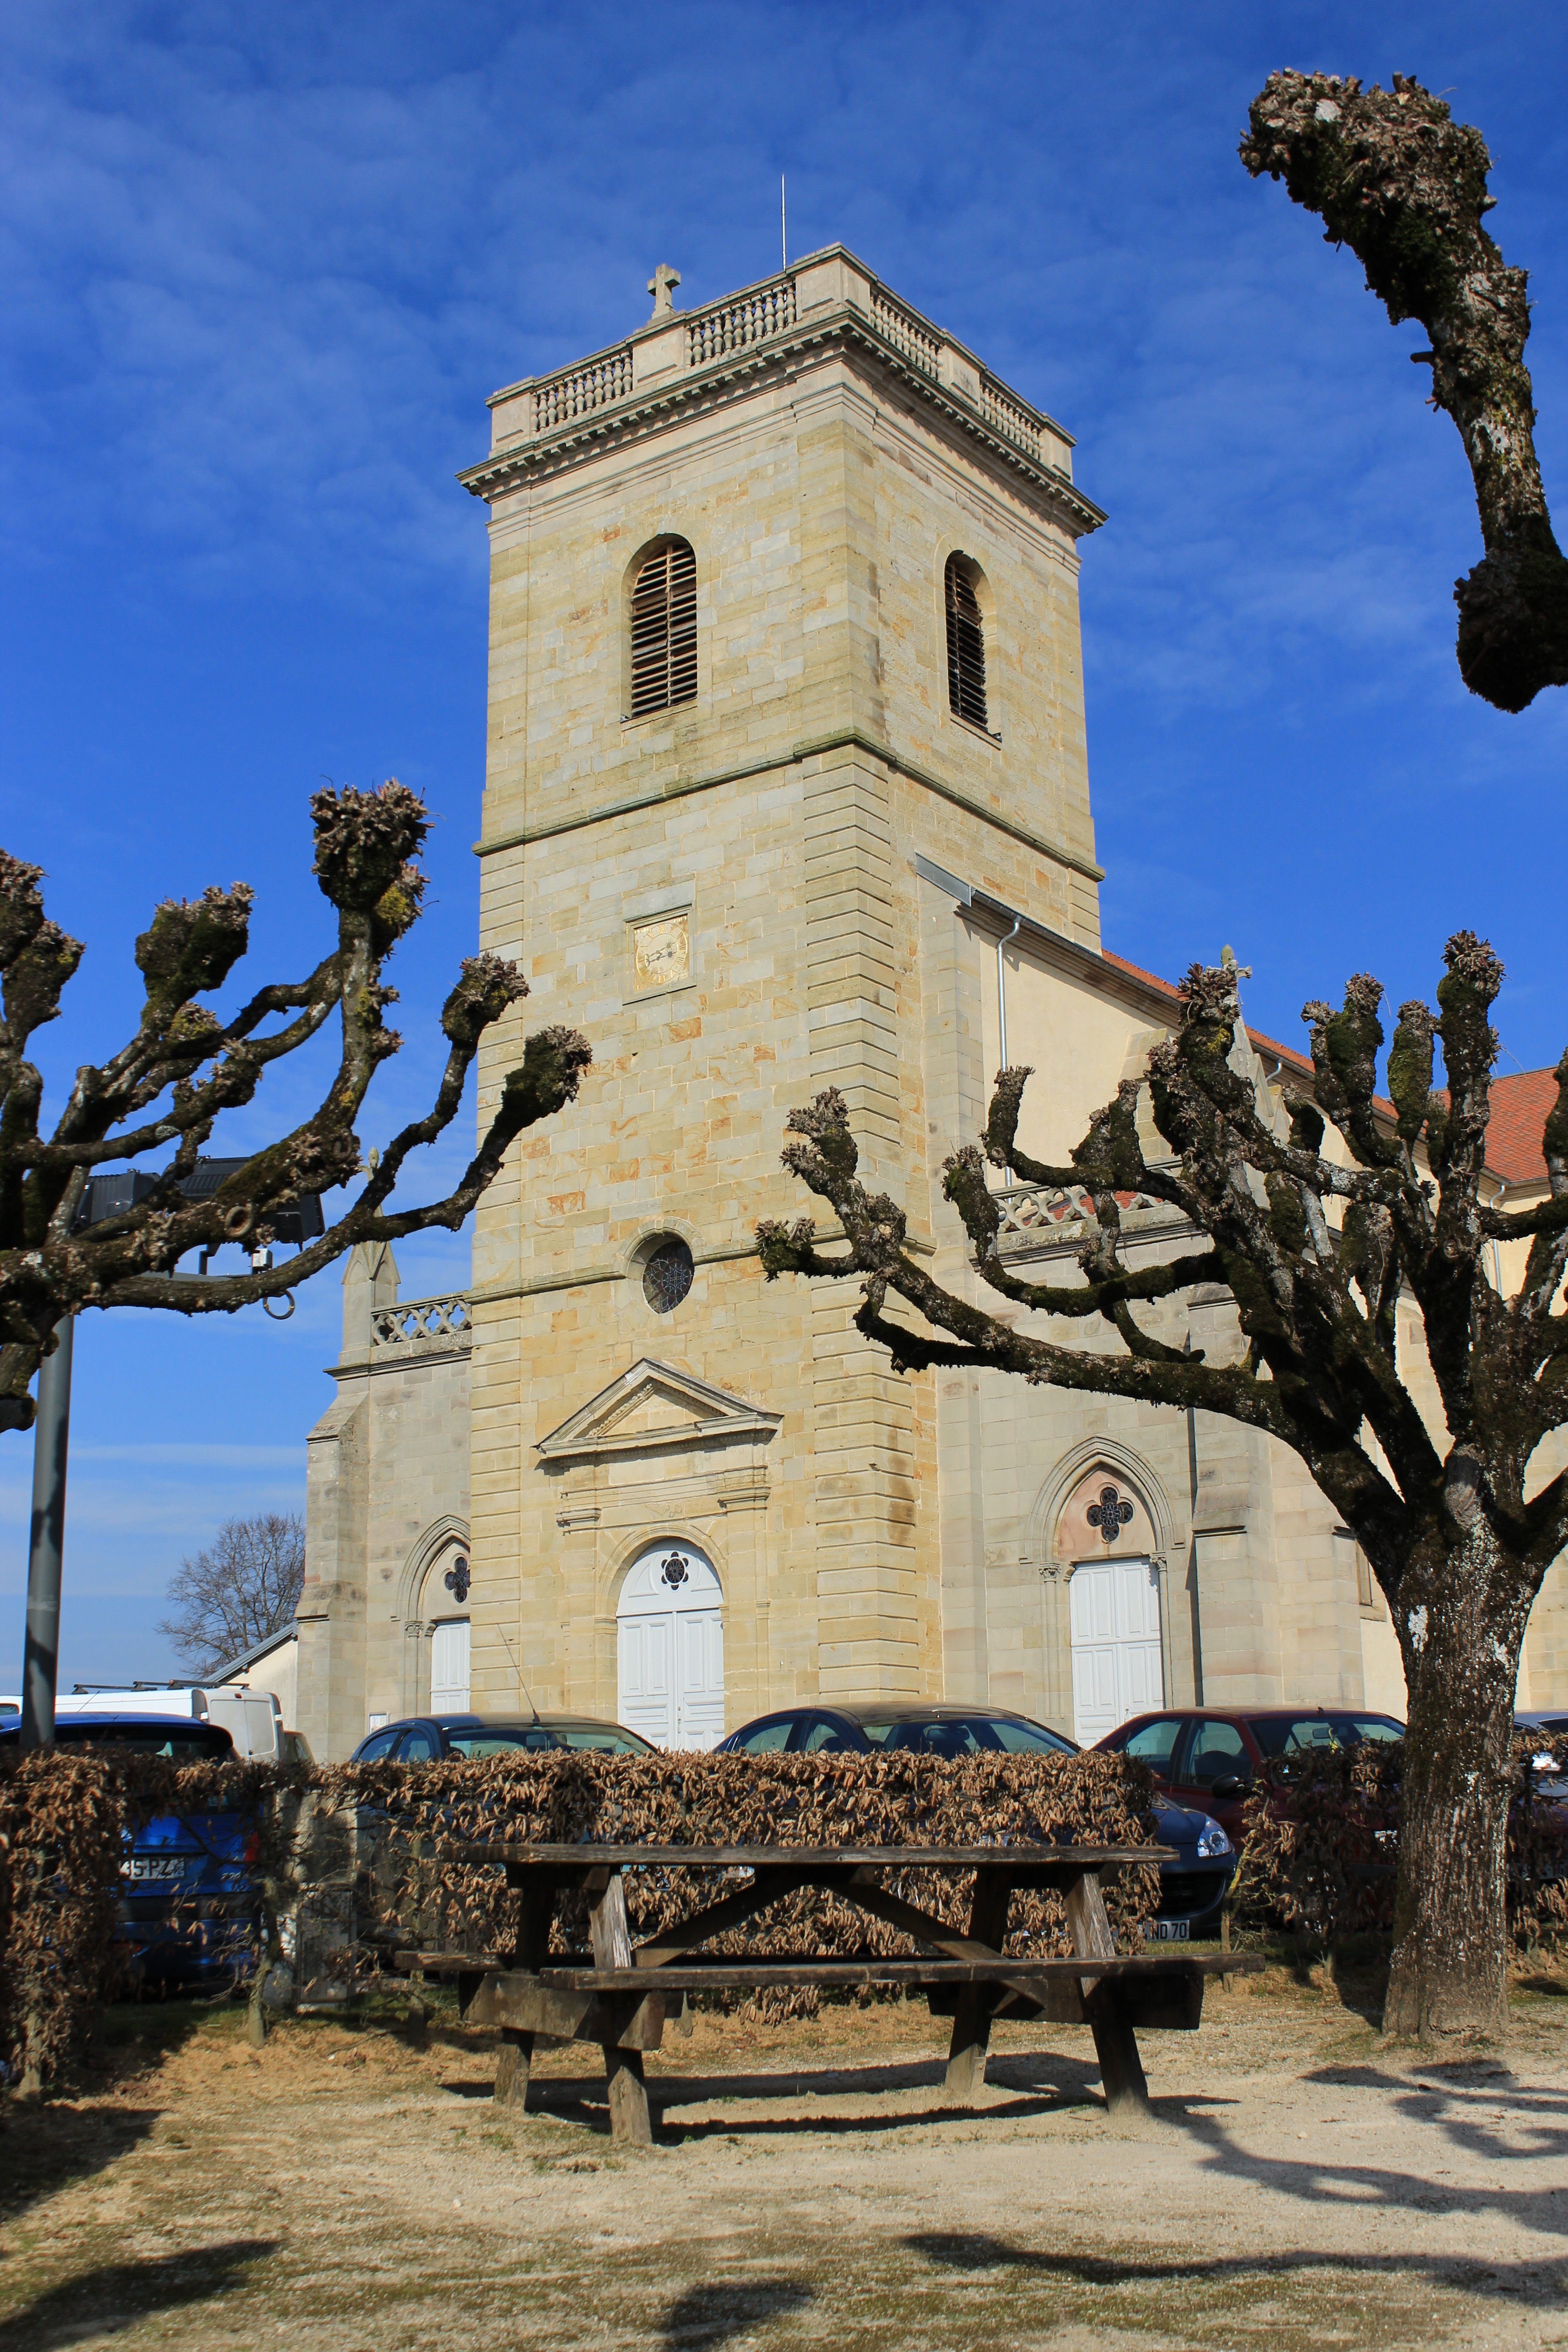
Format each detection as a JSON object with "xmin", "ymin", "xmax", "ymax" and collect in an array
[{"xmin": 455, "ymin": 246, "xmax": 1106, "ymax": 1740}]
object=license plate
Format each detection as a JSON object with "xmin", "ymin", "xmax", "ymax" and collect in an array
[
  {"xmin": 1149, "ymin": 1918, "xmax": 1190, "ymax": 1940},
  {"xmin": 124, "ymin": 1856, "xmax": 188, "ymax": 1882}
]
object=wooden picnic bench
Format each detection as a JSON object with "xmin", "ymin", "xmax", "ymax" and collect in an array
[{"xmin": 408, "ymin": 1841, "xmax": 1259, "ymax": 2146}]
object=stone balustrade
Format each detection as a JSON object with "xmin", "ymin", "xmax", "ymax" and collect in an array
[
  {"xmin": 482, "ymin": 245, "xmax": 1075, "ymax": 488},
  {"xmin": 371, "ymin": 1293, "xmax": 474, "ymax": 1351},
  {"xmin": 531, "ymin": 348, "xmax": 633, "ymax": 433},
  {"xmin": 992, "ymin": 1176, "xmax": 1178, "ymax": 1250},
  {"xmin": 687, "ymin": 279, "xmax": 797, "ymax": 367}
]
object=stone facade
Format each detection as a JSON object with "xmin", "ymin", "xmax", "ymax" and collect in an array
[
  {"xmin": 296, "ymin": 1245, "xmax": 473, "ymax": 1754},
  {"xmin": 294, "ymin": 249, "xmax": 1562, "ymax": 1760}
]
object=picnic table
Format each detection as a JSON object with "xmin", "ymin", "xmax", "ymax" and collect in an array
[{"xmin": 394, "ymin": 1839, "xmax": 1257, "ymax": 2146}]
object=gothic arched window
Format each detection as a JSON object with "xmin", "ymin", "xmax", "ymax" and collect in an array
[
  {"xmin": 944, "ymin": 554, "xmax": 988, "ymax": 730},
  {"xmin": 629, "ymin": 539, "xmax": 698, "ymax": 718}
]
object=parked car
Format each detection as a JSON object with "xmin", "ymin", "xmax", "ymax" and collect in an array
[
  {"xmin": 348, "ymin": 1711, "xmax": 657, "ymax": 1762},
  {"xmin": 0, "ymin": 1710, "xmax": 259, "ymax": 1993},
  {"xmin": 715, "ymin": 1702, "xmax": 1237, "ymax": 1940},
  {"xmin": 1095, "ymin": 1707, "xmax": 1406, "ymax": 1841}
]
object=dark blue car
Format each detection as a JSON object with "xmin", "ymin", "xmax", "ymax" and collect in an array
[
  {"xmin": 715, "ymin": 1702, "xmax": 1237, "ymax": 1939},
  {"xmin": 0, "ymin": 1710, "xmax": 260, "ymax": 1992}
]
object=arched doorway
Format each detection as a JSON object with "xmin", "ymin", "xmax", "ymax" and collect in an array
[
  {"xmin": 430, "ymin": 1618, "xmax": 470, "ymax": 1713},
  {"xmin": 616, "ymin": 1541, "xmax": 724, "ymax": 1749},
  {"xmin": 424, "ymin": 1544, "xmax": 471, "ymax": 1714},
  {"xmin": 1068, "ymin": 1553, "xmax": 1163, "ymax": 1744}
]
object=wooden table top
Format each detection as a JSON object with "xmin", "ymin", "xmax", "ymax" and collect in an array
[{"xmin": 456, "ymin": 1842, "xmax": 1174, "ymax": 1868}]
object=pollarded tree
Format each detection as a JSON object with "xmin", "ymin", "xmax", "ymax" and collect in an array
[
  {"xmin": 758, "ymin": 938, "xmax": 1568, "ymax": 2040},
  {"xmin": 1240, "ymin": 70, "xmax": 1568, "ymax": 713},
  {"xmin": 0, "ymin": 780, "xmax": 590, "ymax": 1425}
]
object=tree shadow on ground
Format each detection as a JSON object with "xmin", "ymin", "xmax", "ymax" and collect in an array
[
  {"xmin": 1240, "ymin": 1934, "xmax": 1390, "ymax": 2024},
  {"xmin": 0, "ymin": 2102, "xmax": 162, "ymax": 2233},
  {"xmin": 0, "ymin": 2239, "xmax": 276, "ymax": 2350},
  {"xmin": 1161, "ymin": 2077, "xmax": 1568, "ymax": 2246},
  {"xmin": 905, "ymin": 2228, "xmax": 1568, "ymax": 2313},
  {"xmin": 658, "ymin": 2277, "xmax": 813, "ymax": 2347}
]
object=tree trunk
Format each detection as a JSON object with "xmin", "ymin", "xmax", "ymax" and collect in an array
[{"xmin": 1384, "ymin": 1524, "xmax": 1526, "ymax": 2041}]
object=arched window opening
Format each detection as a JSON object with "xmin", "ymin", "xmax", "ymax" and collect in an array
[
  {"xmin": 630, "ymin": 539, "xmax": 698, "ymax": 717},
  {"xmin": 617, "ymin": 1541, "xmax": 725, "ymax": 1749},
  {"xmin": 944, "ymin": 554, "xmax": 988, "ymax": 730}
]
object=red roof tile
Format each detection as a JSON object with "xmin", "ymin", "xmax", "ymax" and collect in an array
[{"xmin": 1484, "ymin": 1068, "xmax": 1560, "ymax": 1186}]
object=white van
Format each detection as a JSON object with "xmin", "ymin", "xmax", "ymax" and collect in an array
[{"xmin": 47, "ymin": 1685, "xmax": 286, "ymax": 1760}]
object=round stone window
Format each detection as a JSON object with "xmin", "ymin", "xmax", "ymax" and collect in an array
[{"xmin": 642, "ymin": 1237, "xmax": 694, "ymax": 1313}]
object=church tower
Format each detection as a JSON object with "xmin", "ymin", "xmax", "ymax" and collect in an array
[
  {"xmin": 454, "ymin": 247, "xmax": 1108, "ymax": 1739},
  {"xmin": 299, "ymin": 248, "xmax": 1430, "ymax": 1760}
]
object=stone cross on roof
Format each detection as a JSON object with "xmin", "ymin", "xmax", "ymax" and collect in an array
[{"xmin": 647, "ymin": 263, "xmax": 681, "ymax": 321}]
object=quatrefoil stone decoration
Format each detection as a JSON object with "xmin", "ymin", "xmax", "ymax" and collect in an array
[
  {"xmin": 443, "ymin": 1556, "xmax": 471, "ymax": 1604},
  {"xmin": 1085, "ymin": 1485, "xmax": 1136, "ymax": 1546}
]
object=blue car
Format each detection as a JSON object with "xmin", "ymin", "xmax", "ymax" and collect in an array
[
  {"xmin": 715, "ymin": 1703, "xmax": 1237, "ymax": 1940},
  {"xmin": 0, "ymin": 1710, "xmax": 261, "ymax": 1992}
]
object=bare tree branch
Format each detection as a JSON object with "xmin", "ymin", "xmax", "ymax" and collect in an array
[
  {"xmin": 0, "ymin": 784, "xmax": 590, "ymax": 1420},
  {"xmin": 1241, "ymin": 70, "xmax": 1568, "ymax": 712},
  {"xmin": 761, "ymin": 935, "xmax": 1565, "ymax": 2038}
]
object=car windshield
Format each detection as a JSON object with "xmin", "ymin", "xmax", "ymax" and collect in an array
[
  {"xmin": 552, "ymin": 1730, "xmax": 652, "ymax": 1754},
  {"xmin": 446, "ymin": 1729, "xmax": 557, "ymax": 1756},
  {"xmin": 441, "ymin": 1725, "xmax": 654, "ymax": 1757},
  {"xmin": 1249, "ymin": 1715, "xmax": 1401, "ymax": 1760},
  {"xmin": 859, "ymin": 1714, "xmax": 1073, "ymax": 1758}
]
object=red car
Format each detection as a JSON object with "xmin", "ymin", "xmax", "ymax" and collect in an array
[{"xmin": 1094, "ymin": 1707, "xmax": 1404, "ymax": 1839}]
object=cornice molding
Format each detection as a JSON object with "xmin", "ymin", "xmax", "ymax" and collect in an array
[{"xmin": 457, "ymin": 307, "xmax": 1107, "ymax": 538}]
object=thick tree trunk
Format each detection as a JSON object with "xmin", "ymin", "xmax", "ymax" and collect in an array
[{"xmin": 1384, "ymin": 1522, "xmax": 1526, "ymax": 2041}]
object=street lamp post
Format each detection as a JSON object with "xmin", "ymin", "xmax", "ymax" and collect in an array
[{"xmin": 19, "ymin": 1316, "xmax": 74, "ymax": 1752}]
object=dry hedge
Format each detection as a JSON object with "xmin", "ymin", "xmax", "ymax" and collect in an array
[
  {"xmin": 348, "ymin": 1747, "xmax": 1163, "ymax": 2014},
  {"xmin": 1228, "ymin": 1731, "xmax": 1568, "ymax": 1948},
  {"xmin": 0, "ymin": 1744, "xmax": 1158, "ymax": 2085},
  {"xmin": 0, "ymin": 1753, "xmax": 313, "ymax": 2092}
]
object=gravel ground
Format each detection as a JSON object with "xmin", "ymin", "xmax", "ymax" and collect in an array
[{"xmin": 1, "ymin": 1960, "xmax": 1566, "ymax": 2350}]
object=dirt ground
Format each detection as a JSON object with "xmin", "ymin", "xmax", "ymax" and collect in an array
[{"xmin": 1, "ymin": 1957, "xmax": 1566, "ymax": 2352}]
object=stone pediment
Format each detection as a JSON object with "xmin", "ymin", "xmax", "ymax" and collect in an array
[{"xmin": 536, "ymin": 1358, "xmax": 781, "ymax": 1461}]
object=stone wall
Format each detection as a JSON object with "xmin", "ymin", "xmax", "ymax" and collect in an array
[{"xmin": 295, "ymin": 1246, "xmax": 472, "ymax": 1760}]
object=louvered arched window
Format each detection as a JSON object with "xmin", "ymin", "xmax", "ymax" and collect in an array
[
  {"xmin": 944, "ymin": 554, "xmax": 988, "ymax": 730},
  {"xmin": 629, "ymin": 539, "xmax": 698, "ymax": 718}
]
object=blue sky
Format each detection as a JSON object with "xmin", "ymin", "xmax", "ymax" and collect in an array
[{"xmin": 1, "ymin": 0, "xmax": 1565, "ymax": 1690}]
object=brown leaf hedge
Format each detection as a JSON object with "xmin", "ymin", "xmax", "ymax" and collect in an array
[
  {"xmin": 1229, "ymin": 1730, "xmax": 1568, "ymax": 1946},
  {"xmin": 0, "ymin": 1750, "xmax": 313, "ymax": 2092},
  {"xmin": 0, "ymin": 1745, "xmax": 1157, "ymax": 2087},
  {"xmin": 349, "ymin": 1747, "xmax": 1164, "ymax": 2013},
  {"xmin": 10, "ymin": 1733, "xmax": 1564, "ymax": 2090}
]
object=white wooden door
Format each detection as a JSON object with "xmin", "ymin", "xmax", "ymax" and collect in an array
[
  {"xmin": 430, "ymin": 1620, "xmax": 470, "ymax": 1714},
  {"xmin": 1069, "ymin": 1556, "xmax": 1162, "ymax": 1744},
  {"xmin": 617, "ymin": 1544, "xmax": 724, "ymax": 1748}
]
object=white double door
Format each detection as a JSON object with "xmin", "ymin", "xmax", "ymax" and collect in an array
[
  {"xmin": 431, "ymin": 1619, "xmax": 471, "ymax": 1713},
  {"xmin": 1069, "ymin": 1555, "xmax": 1163, "ymax": 1745},
  {"xmin": 617, "ymin": 1542, "xmax": 725, "ymax": 1750}
]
